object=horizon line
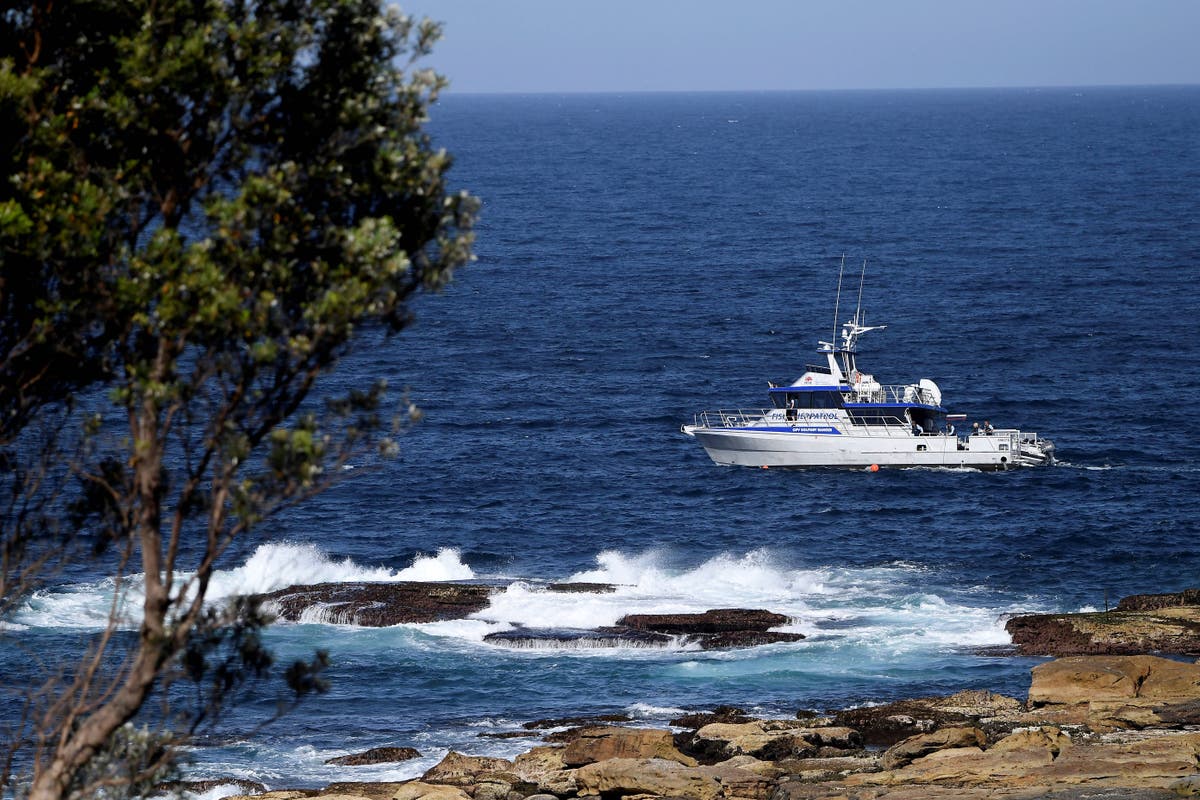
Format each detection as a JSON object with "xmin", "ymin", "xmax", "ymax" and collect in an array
[{"xmin": 438, "ymin": 81, "xmax": 1200, "ymax": 97}]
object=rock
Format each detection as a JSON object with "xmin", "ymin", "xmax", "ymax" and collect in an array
[
  {"xmin": 988, "ymin": 726, "xmax": 1072, "ymax": 757},
  {"xmin": 1028, "ymin": 655, "xmax": 1200, "ymax": 732},
  {"xmin": 700, "ymin": 759, "xmax": 775, "ymax": 799},
  {"xmin": 669, "ymin": 704, "xmax": 752, "ymax": 729},
  {"xmin": 522, "ymin": 712, "xmax": 633, "ymax": 730},
  {"xmin": 697, "ymin": 630, "xmax": 806, "ymax": 649},
  {"xmin": 559, "ymin": 726, "xmax": 697, "ymax": 767},
  {"xmin": 156, "ymin": 779, "xmax": 269, "ymax": 795},
  {"xmin": 928, "ymin": 689, "xmax": 1023, "ymax": 718},
  {"xmin": 391, "ymin": 782, "xmax": 471, "ymax": 800},
  {"xmin": 257, "ymin": 582, "xmax": 498, "ymax": 626},
  {"xmin": 880, "ymin": 726, "xmax": 987, "ymax": 769},
  {"xmin": 1032, "ymin": 731, "xmax": 1200, "ymax": 789},
  {"xmin": 1029, "ymin": 655, "xmax": 1200, "ymax": 707},
  {"xmin": 1006, "ymin": 608, "xmax": 1200, "ymax": 657},
  {"xmin": 483, "ymin": 620, "xmax": 804, "ymax": 651},
  {"xmin": 617, "ymin": 608, "xmax": 790, "ymax": 634},
  {"xmin": 691, "ymin": 720, "xmax": 815, "ymax": 762},
  {"xmin": 483, "ymin": 626, "xmax": 673, "ymax": 649},
  {"xmin": 1171, "ymin": 774, "xmax": 1200, "ymax": 796},
  {"xmin": 715, "ymin": 754, "xmax": 786, "ymax": 778},
  {"xmin": 773, "ymin": 754, "xmax": 882, "ymax": 783},
  {"xmin": 326, "ymin": 747, "xmax": 421, "ymax": 766},
  {"xmin": 545, "ymin": 582, "xmax": 616, "ymax": 593},
  {"xmin": 1118, "ymin": 589, "xmax": 1200, "ymax": 612},
  {"xmin": 832, "ymin": 699, "xmax": 971, "ymax": 747},
  {"xmin": 574, "ymin": 757, "xmax": 722, "ymax": 800},
  {"xmin": 797, "ymin": 726, "xmax": 862, "ymax": 750},
  {"xmin": 420, "ymin": 752, "xmax": 515, "ymax": 788},
  {"xmin": 468, "ymin": 779, "xmax": 512, "ymax": 800},
  {"xmin": 511, "ymin": 746, "xmax": 577, "ymax": 796},
  {"xmin": 324, "ymin": 784, "xmax": 406, "ymax": 800}
]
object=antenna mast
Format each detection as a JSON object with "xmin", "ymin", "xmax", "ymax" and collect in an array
[
  {"xmin": 854, "ymin": 259, "xmax": 868, "ymax": 327},
  {"xmin": 831, "ymin": 254, "xmax": 846, "ymax": 349}
]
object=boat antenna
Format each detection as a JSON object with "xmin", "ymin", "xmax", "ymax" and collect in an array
[
  {"xmin": 831, "ymin": 254, "xmax": 846, "ymax": 349},
  {"xmin": 854, "ymin": 259, "xmax": 868, "ymax": 327}
]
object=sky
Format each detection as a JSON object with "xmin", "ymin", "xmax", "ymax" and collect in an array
[{"xmin": 403, "ymin": 0, "xmax": 1200, "ymax": 93}]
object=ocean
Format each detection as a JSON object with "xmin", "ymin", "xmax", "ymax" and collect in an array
[{"xmin": 3, "ymin": 86, "xmax": 1200, "ymax": 792}]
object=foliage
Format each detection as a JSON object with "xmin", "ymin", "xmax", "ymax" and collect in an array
[{"xmin": 0, "ymin": 1, "xmax": 476, "ymax": 797}]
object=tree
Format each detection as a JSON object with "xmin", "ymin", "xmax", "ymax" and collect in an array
[{"xmin": 0, "ymin": 1, "xmax": 477, "ymax": 797}]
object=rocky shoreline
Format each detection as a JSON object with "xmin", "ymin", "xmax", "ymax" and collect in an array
[{"xmin": 215, "ymin": 588, "xmax": 1200, "ymax": 799}]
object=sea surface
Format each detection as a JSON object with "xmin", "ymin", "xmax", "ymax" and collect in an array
[{"xmin": 4, "ymin": 87, "xmax": 1200, "ymax": 793}]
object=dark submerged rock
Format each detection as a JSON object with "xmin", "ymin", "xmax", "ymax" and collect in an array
[
  {"xmin": 325, "ymin": 746, "xmax": 422, "ymax": 766},
  {"xmin": 545, "ymin": 582, "xmax": 617, "ymax": 593},
  {"xmin": 618, "ymin": 608, "xmax": 790, "ymax": 634},
  {"xmin": 256, "ymin": 581, "xmax": 499, "ymax": 626},
  {"xmin": 669, "ymin": 704, "xmax": 752, "ymax": 729},
  {"xmin": 154, "ymin": 779, "xmax": 269, "ymax": 796},
  {"xmin": 699, "ymin": 630, "xmax": 806, "ymax": 649},
  {"xmin": 483, "ymin": 616, "xmax": 803, "ymax": 651},
  {"xmin": 483, "ymin": 626, "xmax": 674, "ymax": 648},
  {"xmin": 523, "ymin": 713, "xmax": 633, "ymax": 730}
]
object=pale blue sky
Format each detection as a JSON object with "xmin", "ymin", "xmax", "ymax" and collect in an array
[{"xmin": 405, "ymin": 1, "xmax": 1200, "ymax": 93}]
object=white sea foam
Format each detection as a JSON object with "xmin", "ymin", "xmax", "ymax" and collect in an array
[
  {"xmin": 460, "ymin": 549, "xmax": 1011, "ymax": 654},
  {"xmin": 626, "ymin": 702, "xmax": 687, "ymax": 718},
  {"xmin": 12, "ymin": 543, "xmax": 1012, "ymax": 657},
  {"xmin": 10, "ymin": 543, "xmax": 474, "ymax": 631}
]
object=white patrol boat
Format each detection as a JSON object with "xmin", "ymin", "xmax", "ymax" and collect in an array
[{"xmin": 682, "ymin": 266, "xmax": 1055, "ymax": 470}]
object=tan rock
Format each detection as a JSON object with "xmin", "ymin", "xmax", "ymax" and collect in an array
[
  {"xmin": 796, "ymin": 726, "xmax": 862, "ymax": 749},
  {"xmin": 1029, "ymin": 655, "xmax": 1200, "ymax": 707},
  {"xmin": 324, "ymin": 783, "xmax": 406, "ymax": 800},
  {"xmin": 1171, "ymin": 774, "xmax": 1200, "ymax": 796},
  {"xmin": 420, "ymin": 751, "xmax": 515, "ymax": 787},
  {"xmin": 716, "ymin": 754, "xmax": 787, "ymax": 777},
  {"xmin": 694, "ymin": 720, "xmax": 814, "ymax": 759},
  {"xmin": 574, "ymin": 757, "xmax": 722, "ymax": 800},
  {"xmin": 1034, "ymin": 731, "xmax": 1200, "ymax": 786},
  {"xmin": 699, "ymin": 760, "xmax": 774, "ymax": 799},
  {"xmin": 989, "ymin": 726, "xmax": 1071, "ymax": 757},
  {"xmin": 391, "ymin": 782, "xmax": 471, "ymax": 800},
  {"xmin": 880, "ymin": 726, "xmax": 986, "ymax": 769},
  {"xmin": 468, "ymin": 779, "xmax": 511, "ymax": 800},
  {"xmin": 511, "ymin": 746, "xmax": 577, "ymax": 796},
  {"xmin": 928, "ymin": 689, "xmax": 1022, "ymax": 717},
  {"xmin": 560, "ymin": 725, "xmax": 696, "ymax": 766}
]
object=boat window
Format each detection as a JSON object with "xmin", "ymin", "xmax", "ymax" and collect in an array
[
  {"xmin": 774, "ymin": 390, "xmax": 846, "ymax": 410},
  {"xmin": 810, "ymin": 391, "xmax": 842, "ymax": 409},
  {"xmin": 846, "ymin": 408, "xmax": 899, "ymax": 426}
]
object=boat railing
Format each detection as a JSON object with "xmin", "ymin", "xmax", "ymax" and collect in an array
[
  {"xmin": 693, "ymin": 409, "xmax": 957, "ymax": 438},
  {"xmin": 693, "ymin": 409, "xmax": 772, "ymax": 428},
  {"xmin": 850, "ymin": 383, "xmax": 937, "ymax": 405}
]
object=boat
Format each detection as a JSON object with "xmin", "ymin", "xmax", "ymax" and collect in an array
[{"xmin": 681, "ymin": 262, "xmax": 1055, "ymax": 470}]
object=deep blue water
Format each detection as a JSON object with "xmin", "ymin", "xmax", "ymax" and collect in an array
[{"xmin": 4, "ymin": 86, "xmax": 1200, "ymax": 791}]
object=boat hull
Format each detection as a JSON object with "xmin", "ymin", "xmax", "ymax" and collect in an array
[{"xmin": 687, "ymin": 427, "xmax": 1030, "ymax": 470}]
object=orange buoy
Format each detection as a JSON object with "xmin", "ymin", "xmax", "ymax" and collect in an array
[
  {"xmin": 869, "ymin": 464, "xmax": 880, "ymax": 472},
  {"xmin": 761, "ymin": 465, "xmax": 769, "ymax": 469}
]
